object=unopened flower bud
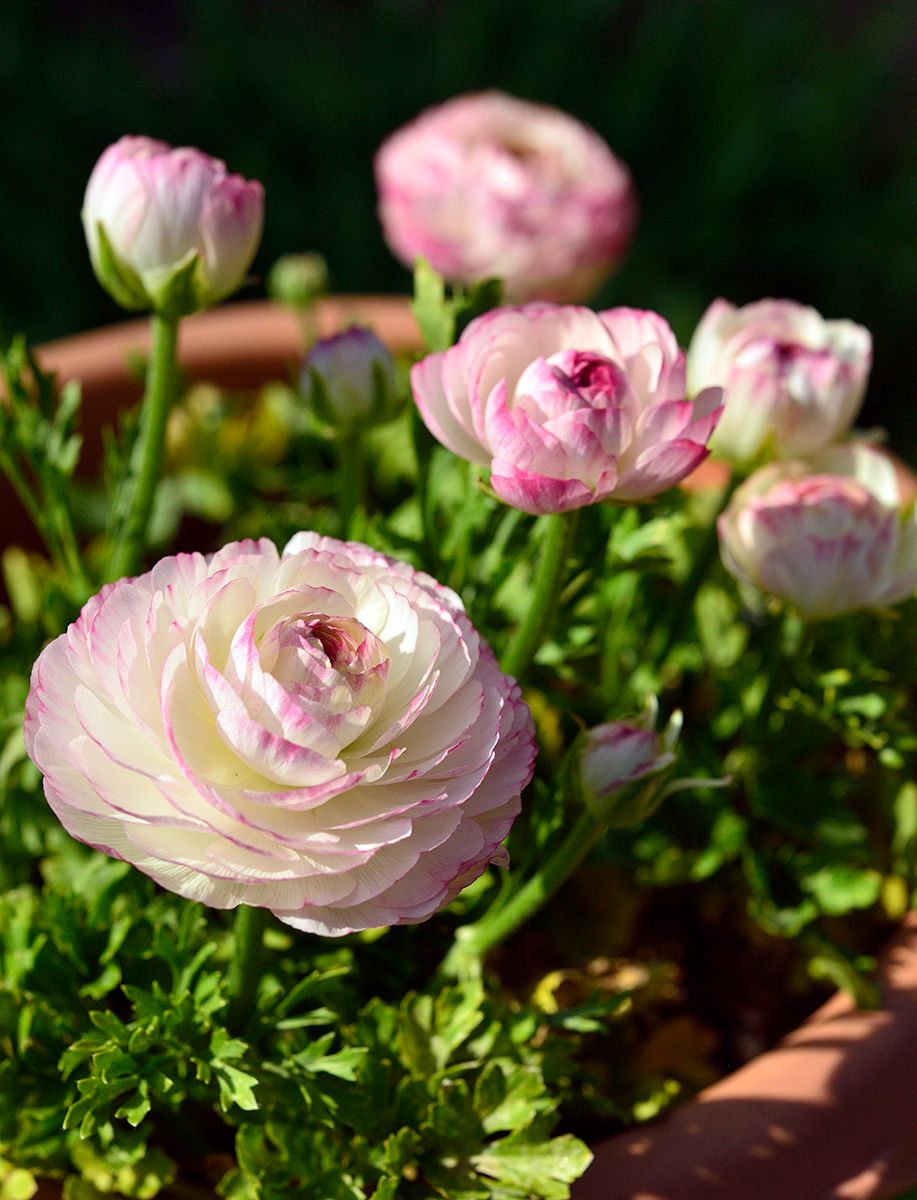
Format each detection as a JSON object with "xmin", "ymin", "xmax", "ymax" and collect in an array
[
  {"xmin": 82, "ymin": 136, "xmax": 264, "ymax": 318},
  {"xmin": 302, "ymin": 327, "xmax": 401, "ymax": 431},
  {"xmin": 687, "ymin": 298, "xmax": 871, "ymax": 466},
  {"xmin": 575, "ymin": 699, "xmax": 682, "ymax": 827},
  {"xmin": 718, "ymin": 442, "xmax": 917, "ymax": 618},
  {"xmin": 268, "ymin": 253, "xmax": 329, "ymax": 311}
]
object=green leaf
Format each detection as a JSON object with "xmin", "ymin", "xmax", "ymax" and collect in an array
[
  {"xmin": 115, "ymin": 1084, "xmax": 151, "ymax": 1127},
  {"xmin": 93, "ymin": 223, "xmax": 149, "ymax": 311},
  {"xmin": 216, "ymin": 1063, "xmax": 260, "ymax": 1112},
  {"xmin": 295, "ymin": 1044, "xmax": 367, "ymax": 1082},
  {"xmin": 411, "ymin": 259, "xmax": 454, "ymax": 352},
  {"xmin": 803, "ymin": 865, "xmax": 882, "ymax": 916},
  {"xmin": 371, "ymin": 1179, "xmax": 401, "ymax": 1200},
  {"xmin": 471, "ymin": 1129, "xmax": 593, "ymax": 1199},
  {"xmin": 379, "ymin": 1127, "xmax": 422, "ymax": 1176},
  {"xmin": 476, "ymin": 1063, "xmax": 553, "ymax": 1134},
  {"xmin": 808, "ymin": 949, "xmax": 880, "ymax": 1009}
]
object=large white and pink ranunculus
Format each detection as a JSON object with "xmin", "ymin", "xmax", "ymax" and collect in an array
[
  {"xmin": 23, "ymin": 535, "xmax": 535, "ymax": 936},
  {"xmin": 82, "ymin": 135, "xmax": 264, "ymax": 317},
  {"xmin": 718, "ymin": 443, "xmax": 917, "ymax": 618},
  {"xmin": 375, "ymin": 91, "xmax": 636, "ymax": 303},
  {"xmin": 687, "ymin": 298, "xmax": 872, "ymax": 466},
  {"xmin": 411, "ymin": 303, "xmax": 723, "ymax": 514}
]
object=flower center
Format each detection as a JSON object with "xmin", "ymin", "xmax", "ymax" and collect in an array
[
  {"xmin": 515, "ymin": 349, "xmax": 628, "ymax": 419},
  {"xmin": 263, "ymin": 613, "xmax": 390, "ymax": 708}
]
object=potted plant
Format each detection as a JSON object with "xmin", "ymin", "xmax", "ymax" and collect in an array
[{"xmin": 2, "ymin": 104, "xmax": 916, "ymax": 1200}]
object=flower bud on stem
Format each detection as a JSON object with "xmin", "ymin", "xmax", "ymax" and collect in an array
[{"xmin": 106, "ymin": 314, "xmax": 179, "ymax": 581}]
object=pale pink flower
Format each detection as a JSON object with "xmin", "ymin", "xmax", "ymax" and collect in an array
[
  {"xmin": 718, "ymin": 443, "xmax": 917, "ymax": 618},
  {"xmin": 24, "ymin": 535, "xmax": 535, "ymax": 936},
  {"xmin": 577, "ymin": 699, "xmax": 682, "ymax": 826},
  {"xmin": 687, "ymin": 298, "xmax": 871, "ymax": 465},
  {"xmin": 375, "ymin": 91, "xmax": 636, "ymax": 303},
  {"xmin": 576, "ymin": 699, "xmax": 726, "ymax": 825},
  {"xmin": 411, "ymin": 303, "xmax": 722, "ymax": 514},
  {"xmin": 82, "ymin": 135, "xmax": 264, "ymax": 316}
]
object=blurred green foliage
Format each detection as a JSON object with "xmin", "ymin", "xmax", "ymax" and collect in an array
[{"xmin": 1, "ymin": 0, "xmax": 916, "ymax": 456}]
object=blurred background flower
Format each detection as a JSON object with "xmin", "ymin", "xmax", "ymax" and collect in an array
[{"xmin": 2, "ymin": 0, "xmax": 915, "ymax": 459}]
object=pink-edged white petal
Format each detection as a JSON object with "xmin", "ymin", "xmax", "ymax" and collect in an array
[{"xmin": 25, "ymin": 533, "xmax": 535, "ymax": 934}]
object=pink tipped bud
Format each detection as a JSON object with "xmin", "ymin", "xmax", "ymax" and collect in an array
[
  {"xmin": 576, "ymin": 699, "xmax": 682, "ymax": 826},
  {"xmin": 688, "ymin": 298, "xmax": 871, "ymax": 466},
  {"xmin": 718, "ymin": 443, "xmax": 917, "ymax": 618},
  {"xmin": 82, "ymin": 135, "xmax": 264, "ymax": 317}
]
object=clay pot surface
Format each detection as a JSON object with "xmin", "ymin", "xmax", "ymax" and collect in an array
[
  {"xmin": 18, "ymin": 297, "xmax": 917, "ymax": 1199},
  {"xmin": 36, "ymin": 296, "xmax": 421, "ymax": 468},
  {"xmin": 573, "ymin": 913, "xmax": 917, "ymax": 1200}
]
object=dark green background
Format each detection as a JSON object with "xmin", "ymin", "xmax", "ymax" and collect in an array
[{"xmin": 3, "ymin": 0, "xmax": 916, "ymax": 457}]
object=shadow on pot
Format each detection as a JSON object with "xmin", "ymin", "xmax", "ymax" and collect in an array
[{"xmin": 573, "ymin": 913, "xmax": 917, "ymax": 1200}]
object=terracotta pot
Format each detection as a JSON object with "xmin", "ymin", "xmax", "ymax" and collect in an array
[
  {"xmin": 21, "ymin": 298, "xmax": 917, "ymax": 1200},
  {"xmin": 5, "ymin": 297, "xmax": 421, "ymax": 547}
]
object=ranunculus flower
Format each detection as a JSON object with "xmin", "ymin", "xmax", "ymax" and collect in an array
[
  {"xmin": 302, "ymin": 327, "xmax": 402, "ymax": 431},
  {"xmin": 687, "ymin": 298, "xmax": 871, "ymax": 465},
  {"xmin": 375, "ymin": 91, "xmax": 636, "ymax": 303},
  {"xmin": 411, "ymin": 303, "xmax": 723, "ymax": 514},
  {"xmin": 718, "ymin": 443, "xmax": 917, "ymax": 618},
  {"xmin": 576, "ymin": 699, "xmax": 682, "ymax": 827},
  {"xmin": 24, "ymin": 535, "xmax": 535, "ymax": 935},
  {"xmin": 82, "ymin": 135, "xmax": 264, "ymax": 317}
]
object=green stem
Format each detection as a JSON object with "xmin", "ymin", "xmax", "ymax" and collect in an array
[
  {"xmin": 336, "ymin": 428, "xmax": 365, "ymax": 539},
  {"xmin": 411, "ymin": 407, "xmax": 438, "ymax": 573},
  {"xmin": 656, "ymin": 473, "xmax": 741, "ymax": 665},
  {"xmin": 446, "ymin": 462, "xmax": 481, "ymax": 593},
  {"xmin": 0, "ymin": 449, "xmax": 59, "ymax": 559},
  {"xmin": 226, "ymin": 904, "xmax": 269, "ymax": 1034},
  {"xmin": 440, "ymin": 810, "xmax": 606, "ymax": 978},
  {"xmin": 106, "ymin": 314, "xmax": 179, "ymax": 581},
  {"xmin": 52, "ymin": 499, "xmax": 92, "ymax": 597},
  {"xmin": 502, "ymin": 510, "xmax": 579, "ymax": 681}
]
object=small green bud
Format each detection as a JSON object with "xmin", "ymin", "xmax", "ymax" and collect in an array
[
  {"xmin": 268, "ymin": 253, "xmax": 329, "ymax": 311},
  {"xmin": 302, "ymin": 327, "xmax": 402, "ymax": 432}
]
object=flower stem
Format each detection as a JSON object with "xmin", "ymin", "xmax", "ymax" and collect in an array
[
  {"xmin": 502, "ymin": 510, "xmax": 579, "ymax": 681},
  {"xmin": 336, "ymin": 428, "xmax": 365, "ymax": 539},
  {"xmin": 411, "ymin": 407, "xmax": 439, "ymax": 574},
  {"xmin": 226, "ymin": 904, "xmax": 269, "ymax": 1034},
  {"xmin": 656, "ymin": 473, "xmax": 741, "ymax": 665},
  {"xmin": 106, "ymin": 313, "xmax": 179, "ymax": 581},
  {"xmin": 440, "ymin": 809, "xmax": 606, "ymax": 979}
]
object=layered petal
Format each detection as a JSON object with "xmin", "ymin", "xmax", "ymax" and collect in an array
[
  {"xmin": 375, "ymin": 91, "xmax": 636, "ymax": 302},
  {"xmin": 411, "ymin": 302, "xmax": 721, "ymax": 513},
  {"xmin": 718, "ymin": 444, "xmax": 917, "ymax": 618},
  {"xmin": 24, "ymin": 536, "xmax": 535, "ymax": 935},
  {"xmin": 82, "ymin": 135, "xmax": 264, "ymax": 315},
  {"xmin": 687, "ymin": 297, "xmax": 872, "ymax": 465}
]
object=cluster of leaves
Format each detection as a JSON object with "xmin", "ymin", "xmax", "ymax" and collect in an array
[{"xmin": 0, "ymin": 838, "xmax": 598, "ymax": 1200}]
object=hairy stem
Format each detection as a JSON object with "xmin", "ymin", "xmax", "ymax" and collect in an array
[
  {"xmin": 502, "ymin": 510, "xmax": 579, "ymax": 681},
  {"xmin": 106, "ymin": 313, "xmax": 179, "ymax": 581},
  {"xmin": 336, "ymin": 428, "xmax": 365, "ymax": 539},
  {"xmin": 226, "ymin": 905, "xmax": 269, "ymax": 1035}
]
